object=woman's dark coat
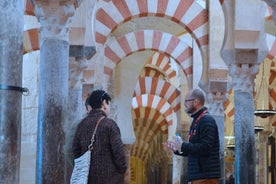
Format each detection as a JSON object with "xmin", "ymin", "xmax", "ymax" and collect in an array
[{"xmin": 72, "ymin": 109, "xmax": 127, "ymax": 184}]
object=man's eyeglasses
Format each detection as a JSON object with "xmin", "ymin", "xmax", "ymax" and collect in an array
[{"xmin": 185, "ymin": 99, "xmax": 195, "ymax": 103}]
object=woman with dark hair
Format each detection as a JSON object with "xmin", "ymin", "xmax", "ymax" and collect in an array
[{"xmin": 72, "ymin": 89, "xmax": 127, "ymax": 184}]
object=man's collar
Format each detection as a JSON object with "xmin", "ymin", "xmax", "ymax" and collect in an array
[{"xmin": 191, "ymin": 106, "xmax": 207, "ymax": 117}]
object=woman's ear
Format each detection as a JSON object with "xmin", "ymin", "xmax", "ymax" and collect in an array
[
  {"xmin": 102, "ymin": 99, "xmax": 107, "ymax": 109},
  {"xmin": 101, "ymin": 100, "xmax": 110, "ymax": 116}
]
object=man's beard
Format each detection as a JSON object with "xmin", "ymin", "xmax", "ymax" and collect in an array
[{"xmin": 185, "ymin": 106, "xmax": 196, "ymax": 114}]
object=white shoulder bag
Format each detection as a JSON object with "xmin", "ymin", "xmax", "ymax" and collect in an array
[{"xmin": 70, "ymin": 116, "xmax": 104, "ymax": 184}]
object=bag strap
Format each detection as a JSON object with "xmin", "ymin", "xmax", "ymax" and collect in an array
[{"xmin": 88, "ymin": 116, "xmax": 104, "ymax": 151}]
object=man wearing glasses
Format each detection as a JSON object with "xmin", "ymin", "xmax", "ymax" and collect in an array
[{"xmin": 163, "ymin": 89, "xmax": 221, "ymax": 184}]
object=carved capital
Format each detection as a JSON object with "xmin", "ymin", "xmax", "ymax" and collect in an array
[
  {"xmin": 30, "ymin": 0, "xmax": 83, "ymax": 8},
  {"xmin": 32, "ymin": 1, "xmax": 78, "ymax": 43},
  {"xmin": 229, "ymin": 64, "xmax": 259, "ymax": 93},
  {"xmin": 69, "ymin": 45, "xmax": 96, "ymax": 60},
  {"xmin": 69, "ymin": 58, "xmax": 88, "ymax": 89},
  {"xmin": 206, "ymin": 92, "xmax": 228, "ymax": 116}
]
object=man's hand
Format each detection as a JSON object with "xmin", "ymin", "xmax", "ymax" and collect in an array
[{"xmin": 162, "ymin": 139, "xmax": 182, "ymax": 152}]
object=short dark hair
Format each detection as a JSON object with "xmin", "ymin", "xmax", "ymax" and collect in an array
[
  {"xmin": 191, "ymin": 89, "xmax": 205, "ymax": 105},
  {"xmin": 87, "ymin": 89, "xmax": 111, "ymax": 109}
]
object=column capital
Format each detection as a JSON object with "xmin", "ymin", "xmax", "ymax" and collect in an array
[
  {"xmin": 31, "ymin": 0, "xmax": 82, "ymax": 43},
  {"xmin": 30, "ymin": 0, "xmax": 83, "ymax": 8},
  {"xmin": 69, "ymin": 45, "xmax": 96, "ymax": 60},
  {"xmin": 69, "ymin": 57, "xmax": 88, "ymax": 89},
  {"xmin": 69, "ymin": 45, "xmax": 96, "ymax": 89},
  {"xmin": 229, "ymin": 64, "xmax": 259, "ymax": 93},
  {"xmin": 206, "ymin": 91, "xmax": 228, "ymax": 116}
]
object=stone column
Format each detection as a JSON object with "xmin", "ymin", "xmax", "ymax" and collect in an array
[
  {"xmin": 206, "ymin": 89, "xmax": 228, "ymax": 184},
  {"xmin": 172, "ymin": 155, "xmax": 183, "ymax": 183},
  {"xmin": 232, "ymin": 64, "xmax": 258, "ymax": 184},
  {"xmin": 221, "ymin": 1, "xmax": 268, "ymax": 183},
  {"xmin": 205, "ymin": 1, "xmax": 228, "ymax": 182},
  {"xmin": 63, "ymin": 45, "xmax": 95, "ymax": 182},
  {"xmin": 31, "ymin": 1, "xmax": 80, "ymax": 183},
  {"xmin": 255, "ymin": 130, "xmax": 269, "ymax": 184},
  {"xmin": 0, "ymin": 1, "xmax": 24, "ymax": 183},
  {"xmin": 175, "ymin": 126, "xmax": 187, "ymax": 183}
]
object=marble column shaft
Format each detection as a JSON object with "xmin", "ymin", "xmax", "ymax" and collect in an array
[
  {"xmin": 64, "ymin": 45, "xmax": 95, "ymax": 183},
  {"xmin": 36, "ymin": 39, "xmax": 69, "ymax": 183},
  {"xmin": 221, "ymin": 1, "xmax": 268, "ymax": 183},
  {"xmin": 234, "ymin": 90, "xmax": 256, "ymax": 183},
  {"xmin": 206, "ymin": 91, "xmax": 227, "ymax": 184},
  {"xmin": 214, "ymin": 114, "xmax": 225, "ymax": 184},
  {"xmin": 0, "ymin": 1, "xmax": 24, "ymax": 183},
  {"xmin": 32, "ymin": 2, "xmax": 78, "ymax": 183}
]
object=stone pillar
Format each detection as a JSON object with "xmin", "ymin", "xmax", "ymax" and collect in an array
[
  {"xmin": 0, "ymin": 1, "xmax": 24, "ymax": 183},
  {"xmin": 232, "ymin": 64, "xmax": 258, "ymax": 184},
  {"xmin": 255, "ymin": 130, "xmax": 269, "ymax": 184},
  {"xmin": 221, "ymin": 1, "xmax": 268, "ymax": 183},
  {"xmin": 175, "ymin": 126, "xmax": 187, "ymax": 183},
  {"xmin": 172, "ymin": 155, "xmax": 183, "ymax": 183},
  {"xmin": 268, "ymin": 128, "xmax": 276, "ymax": 184},
  {"xmin": 31, "ymin": 1, "xmax": 80, "ymax": 183},
  {"xmin": 63, "ymin": 45, "xmax": 95, "ymax": 182},
  {"xmin": 206, "ymin": 90, "xmax": 228, "ymax": 184},
  {"xmin": 205, "ymin": 1, "xmax": 228, "ymax": 182}
]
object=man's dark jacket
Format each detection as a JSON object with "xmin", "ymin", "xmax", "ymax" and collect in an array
[{"xmin": 176, "ymin": 107, "xmax": 221, "ymax": 181}]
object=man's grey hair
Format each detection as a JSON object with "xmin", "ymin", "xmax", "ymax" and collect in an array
[{"xmin": 190, "ymin": 89, "xmax": 205, "ymax": 105}]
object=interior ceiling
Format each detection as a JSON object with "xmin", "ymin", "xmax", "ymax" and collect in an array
[
  {"xmin": 23, "ymin": 0, "xmax": 276, "ymax": 182},
  {"xmin": 111, "ymin": 17, "xmax": 185, "ymax": 37}
]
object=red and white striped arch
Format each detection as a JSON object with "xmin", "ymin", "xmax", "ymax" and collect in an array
[
  {"xmin": 133, "ymin": 116, "xmax": 166, "ymax": 139},
  {"xmin": 132, "ymin": 109, "xmax": 168, "ymax": 137},
  {"xmin": 24, "ymin": 0, "xmax": 39, "ymax": 55},
  {"xmin": 267, "ymin": 38, "xmax": 276, "ymax": 125},
  {"xmin": 23, "ymin": 29, "xmax": 40, "ymax": 54},
  {"xmin": 131, "ymin": 96, "xmax": 170, "ymax": 159},
  {"xmin": 132, "ymin": 132, "xmax": 166, "ymax": 160},
  {"xmin": 142, "ymin": 66, "xmax": 167, "ymax": 81},
  {"xmin": 224, "ymin": 89, "xmax": 234, "ymax": 124},
  {"xmin": 131, "ymin": 117, "xmax": 166, "ymax": 158},
  {"xmin": 131, "ymin": 139, "xmax": 150, "ymax": 159},
  {"xmin": 25, "ymin": 0, "xmax": 34, "ymax": 16},
  {"xmin": 133, "ymin": 77, "xmax": 181, "ymax": 112},
  {"xmin": 142, "ymin": 52, "xmax": 177, "ymax": 81},
  {"xmin": 104, "ymin": 30, "xmax": 193, "ymax": 86},
  {"xmin": 95, "ymin": 0, "xmax": 208, "ymax": 48},
  {"xmin": 132, "ymin": 137, "xmax": 162, "ymax": 160},
  {"xmin": 132, "ymin": 94, "xmax": 174, "ymax": 127}
]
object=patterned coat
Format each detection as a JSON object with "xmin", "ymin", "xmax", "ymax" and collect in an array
[{"xmin": 72, "ymin": 109, "xmax": 127, "ymax": 184}]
